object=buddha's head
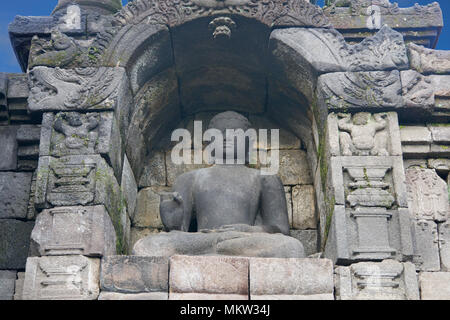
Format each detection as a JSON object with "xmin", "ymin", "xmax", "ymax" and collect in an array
[{"xmin": 208, "ymin": 111, "xmax": 252, "ymax": 163}]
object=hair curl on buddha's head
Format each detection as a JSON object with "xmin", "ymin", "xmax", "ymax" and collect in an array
[{"xmin": 208, "ymin": 111, "xmax": 251, "ymax": 131}]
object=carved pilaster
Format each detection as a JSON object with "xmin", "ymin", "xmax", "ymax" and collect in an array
[{"xmin": 324, "ymin": 112, "xmax": 414, "ymax": 264}]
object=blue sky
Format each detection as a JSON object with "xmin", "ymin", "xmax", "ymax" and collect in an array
[{"xmin": 0, "ymin": 0, "xmax": 449, "ymax": 73}]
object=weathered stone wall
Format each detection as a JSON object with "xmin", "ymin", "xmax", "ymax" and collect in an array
[{"xmin": 1, "ymin": 0, "xmax": 449, "ymax": 300}]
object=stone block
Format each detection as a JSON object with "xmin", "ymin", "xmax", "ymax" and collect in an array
[
  {"xmin": 292, "ymin": 185, "xmax": 317, "ymax": 230},
  {"xmin": 99, "ymin": 292, "xmax": 168, "ymax": 300},
  {"xmin": 14, "ymin": 272, "xmax": 25, "ymax": 300},
  {"xmin": 0, "ymin": 127, "xmax": 18, "ymax": 171},
  {"xmin": 318, "ymin": 71, "xmax": 403, "ymax": 112},
  {"xmin": 400, "ymin": 126, "xmax": 432, "ymax": 145},
  {"xmin": 276, "ymin": 150, "xmax": 312, "ymax": 185},
  {"xmin": 139, "ymin": 151, "xmax": 167, "ymax": 187},
  {"xmin": 170, "ymin": 293, "xmax": 247, "ymax": 300},
  {"xmin": 248, "ymin": 115, "xmax": 301, "ymax": 150},
  {"xmin": 439, "ymin": 222, "xmax": 450, "ymax": 272},
  {"xmin": 101, "ymin": 256, "xmax": 168, "ymax": 293},
  {"xmin": 40, "ymin": 111, "xmax": 123, "ymax": 179},
  {"xmin": 35, "ymin": 154, "xmax": 120, "ymax": 209},
  {"xmin": 249, "ymin": 258, "xmax": 333, "ymax": 300},
  {"xmin": 269, "ymin": 26, "xmax": 408, "ymax": 73},
  {"xmin": 133, "ymin": 187, "xmax": 169, "ymax": 229},
  {"xmin": 35, "ymin": 154, "xmax": 126, "ymax": 252},
  {"xmin": 335, "ymin": 260, "xmax": 419, "ymax": 300},
  {"xmin": 7, "ymin": 74, "xmax": 28, "ymax": 99},
  {"xmin": 30, "ymin": 205, "xmax": 116, "ymax": 257},
  {"xmin": 290, "ymin": 230, "xmax": 318, "ymax": 257},
  {"xmin": 429, "ymin": 126, "xmax": 450, "ymax": 144},
  {"xmin": 121, "ymin": 156, "xmax": 138, "ymax": 217},
  {"xmin": 413, "ymin": 220, "xmax": 440, "ymax": 272},
  {"xmin": 325, "ymin": 205, "xmax": 415, "ymax": 264},
  {"xmin": 251, "ymin": 293, "xmax": 333, "ymax": 300},
  {"xmin": 409, "ymin": 43, "xmax": 450, "ymax": 75},
  {"xmin": 285, "ymin": 187, "xmax": 292, "ymax": 227},
  {"xmin": 0, "ymin": 271, "xmax": 16, "ymax": 300},
  {"xmin": 16, "ymin": 125, "xmax": 41, "ymax": 143},
  {"xmin": 428, "ymin": 158, "xmax": 450, "ymax": 174},
  {"xmin": 419, "ymin": 272, "xmax": 450, "ymax": 300},
  {"xmin": 22, "ymin": 256, "xmax": 100, "ymax": 300},
  {"xmin": 403, "ymin": 159, "xmax": 427, "ymax": 170},
  {"xmin": 0, "ymin": 172, "xmax": 32, "ymax": 219},
  {"xmin": 406, "ymin": 168, "xmax": 449, "ymax": 221},
  {"xmin": 0, "ymin": 220, "xmax": 34, "ymax": 269},
  {"xmin": 169, "ymin": 255, "xmax": 248, "ymax": 296},
  {"xmin": 400, "ymin": 70, "xmax": 435, "ymax": 110},
  {"xmin": 402, "ymin": 144, "xmax": 431, "ymax": 157}
]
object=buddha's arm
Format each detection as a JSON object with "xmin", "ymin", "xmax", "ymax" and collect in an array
[
  {"xmin": 259, "ymin": 175, "xmax": 291, "ymax": 235},
  {"xmin": 160, "ymin": 172, "xmax": 194, "ymax": 232}
]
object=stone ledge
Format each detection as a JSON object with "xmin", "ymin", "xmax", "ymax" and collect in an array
[
  {"xmin": 249, "ymin": 258, "xmax": 334, "ymax": 300},
  {"xmin": 101, "ymin": 256, "xmax": 169, "ymax": 294},
  {"xmin": 167, "ymin": 255, "xmax": 335, "ymax": 300}
]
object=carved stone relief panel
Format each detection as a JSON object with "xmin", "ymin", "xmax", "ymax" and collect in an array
[
  {"xmin": 38, "ymin": 112, "xmax": 122, "ymax": 177},
  {"xmin": 328, "ymin": 112, "xmax": 402, "ymax": 157},
  {"xmin": 22, "ymin": 255, "xmax": 100, "ymax": 300},
  {"xmin": 318, "ymin": 71, "xmax": 403, "ymax": 112},
  {"xmin": 30, "ymin": 205, "xmax": 116, "ymax": 257},
  {"xmin": 335, "ymin": 260, "xmax": 419, "ymax": 300},
  {"xmin": 406, "ymin": 168, "xmax": 449, "ymax": 222},
  {"xmin": 35, "ymin": 154, "xmax": 120, "ymax": 209},
  {"xmin": 28, "ymin": 67, "xmax": 126, "ymax": 112}
]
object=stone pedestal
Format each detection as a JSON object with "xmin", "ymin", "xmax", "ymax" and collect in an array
[
  {"xmin": 335, "ymin": 260, "xmax": 419, "ymax": 300},
  {"xmin": 22, "ymin": 256, "xmax": 100, "ymax": 300}
]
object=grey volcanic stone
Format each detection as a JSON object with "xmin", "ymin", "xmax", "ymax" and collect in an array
[
  {"xmin": 270, "ymin": 26, "xmax": 408, "ymax": 73},
  {"xmin": 0, "ymin": 127, "xmax": 18, "ymax": 171},
  {"xmin": 99, "ymin": 292, "xmax": 168, "ymax": 300},
  {"xmin": 277, "ymin": 150, "xmax": 313, "ymax": 185},
  {"xmin": 0, "ymin": 271, "xmax": 16, "ymax": 300},
  {"xmin": 22, "ymin": 256, "xmax": 100, "ymax": 300},
  {"xmin": 0, "ymin": 172, "xmax": 32, "ymax": 219},
  {"xmin": 413, "ymin": 220, "xmax": 440, "ymax": 272},
  {"xmin": 121, "ymin": 156, "xmax": 138, "ymax": 218},
  {"xmin": 0, "ymin": 220, "xmax": 34, "ymax": 269},
  {"xmin": 13, "ymin": 272, "xmax": 25, "ymax": 300},
  {"xmin": 439, "ymin": 222, "xmax": 450, "ymax": 272},
  {"xmin": 101, "ymin": 256, "xmax": 168, "ymax": 293},
  {"xmin": 249, "ymin": 258, "xmax": 334, "ymax": 300},
  {"xmin": 420, "ymin": 272, "xmax": 450, "ymax": 300},
  {"xmin": 335, "ymin": 260, "xmax": 419, "ymax": 300},
  {"xmin": 139, "ymin": 152, "xmax": 167, "ymax": 187},
  {"xmin": 292, "ymin": 185, "xmax": 317, "ymax": 230},
  {"xmin": 169, "ymin": 255, "xmax": 248, "ymax": 298},
  {"xmin": 30, "ymin": 205, "xmax": 116, "ymax": 257}
]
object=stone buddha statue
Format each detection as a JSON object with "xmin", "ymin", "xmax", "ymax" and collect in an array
[{"xmin": 133, "ymin": 111, "xmax": 305, "ymax": 258}]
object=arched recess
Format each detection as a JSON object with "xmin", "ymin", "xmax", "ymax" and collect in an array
[{"xmin": 99, "ymin": 1, "xmax": 332, "ymax": 248}]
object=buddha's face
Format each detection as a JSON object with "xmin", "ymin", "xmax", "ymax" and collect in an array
[{"xmin": 208, "ymin": 111, "xmax": 251, "ymax": 162}]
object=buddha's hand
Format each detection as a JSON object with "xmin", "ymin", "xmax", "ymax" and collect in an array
[{"xmin": 159, "ymin": 192, "xmax": 184, "ymax": 230}]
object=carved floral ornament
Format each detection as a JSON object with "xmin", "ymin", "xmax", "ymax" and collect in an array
[{"xmin": 113, "ymin": 0, "xmax": 331, "ymax": 28}]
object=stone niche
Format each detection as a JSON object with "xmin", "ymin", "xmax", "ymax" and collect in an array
[{"xmin": 131, "ymin": 111, "xmax": 319, "ymax": 257}]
